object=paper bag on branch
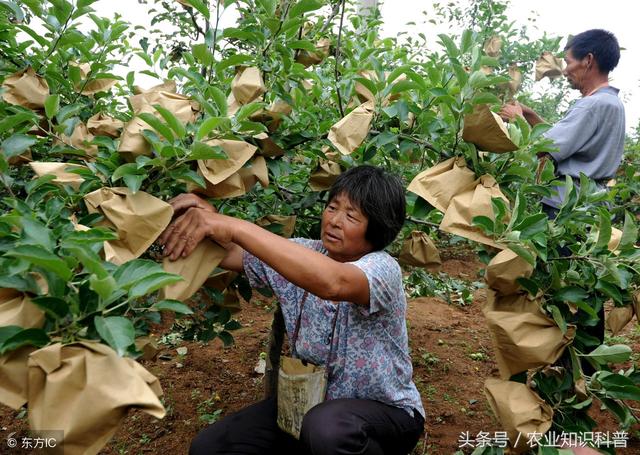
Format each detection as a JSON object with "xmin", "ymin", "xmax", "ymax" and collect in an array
[
  {"xmin": 309, "ymin": 159, "xmax": 341, "ymax": 191},
  {"xmin": 29, "ymin": 162, "xmax": 87, "ymax": 190},
  {"xmin": 254, "ymin": 132, "xmax": 284, "ymax": 157},
  {"xmin": 482, "ymin": 289, "xmax": 575, "ymax": 379},
  {"xmin": 328, "ymin": 101, "xmax": 374, "ymax": 155},
  {"xmin": 535, "ymin": 52, "xmax": 564, "ymax": 81},
  {"xmin": 227, "ymin": 93, "xmax": 242, "ymax": 117},
  {"xmin": 485, "ymin": 248, "xmax": 534, "ymax": 295},
  {"xmin": 160, "ymin": 240, "xmax": 226, "ymax": 301},
  {"xmin": 8, "ymin": 149, "xmax": 33, "ymax": 166},
  {"xmin": 0, "ymin": 346, "xmax": 34, "ymax": 409},
  {"xmin": 608, "ymin": 227, "xmax": 623, "ymax": 252},
  {"xmin": 198, "ymin": 139, "xmax": 257, "ymax": 185},
  {"xmin": 484, "ymin": 378, "xmax": 553, "ymax": 453},
  {"xmin": 135, "ymin": 336, "xmax": 160, "ymax": 361},
  {"xmin": 463, "ymin": 104, "xmax": 518, "ymax": 153},
  {"xmin": 84, "ymin": 187, "xmax": 173, "ymax": 265},
  {"xmin": 249, "ymin": 100, "xmax": 292, "ymax": 132},
  {"xmin": 398, "ymin": 231, "xmax": 441, "ymax": 272},
  {"xmin": 55, "ymin": 122, "xmax": 98, "ymax": 156},
  {"xmin": 407, "ymin": 156, "xmax": 477, "ymax": 213},
  {"xmin": 483, "ymin": 36, "xmax": 502, "ymax": 57},
  {"xmin": 295, "ymin": 38, "xmax": 331, "ymax": 67},
  {"xmin": 87, "ymin": 113, "xmax": 123, "ymax": 138},
  {"xmin": 440, "ymin": 175, "xmax": 509, "ymax": 248},
  {"xmin": 1, "ymin": 67, "xmax": 49, "ymax": 109},
  {"xmin": 28, "ymin": 342, "xmax": 165, "ymax": 455},
  {"xmin": 256, "ymin": 215, "xmax": 297, "ymax": 238},
  {"xmin": 498, "ymin": 65, "xmax": 522, "ymax": 98},
  {"xmin": 231, "ymin": 67, "xmax": 266, "ymax": 105},
  {"xmin": 195, "ymin": 155, "xmax": 268, "ymax": 199},
  {"xmin": 0, "ymin": 288, "xmax": 45, "ymax": 329},
  {"xmin": 133, "ymin": 80, "xmax": 177, "ymax": 94},
  {"xmin": 205, "ymin": 270, "xmax": 238, "ymax": 292},
  {"xmin": 607, "ymin": 305, "xmax": 634, "ymax": 336},
  {"xmin": 71, "ymin": 62, "xmax": 117, "ymax": 95}
]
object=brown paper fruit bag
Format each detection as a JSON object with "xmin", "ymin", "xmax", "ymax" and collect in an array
[
  {"xmin": 28, "ymin": 342, "xmax": 165, "ymax": 455},
  {"xmin": 407, "ymin": 156, "xmax": 477, "ymax": 213},
  {"xmin": 160, "ymin": 240, "xmax": 226, "ymax": 301},
  {"xmin": 135, "ymin": 336, "xmax": 160, "ymax": 361},
  {"xmin": 0, "ymin": 288, "xmax": 45, "ymax": 329},
  {"xmin": 195, "ymin": 155, "xmax": 267, "ymax": 199},
  {"xmin": 309, "ymin": 159, "xmax": 341, "ymax": 191},
  {"xmin": 231, "ymin": 66, "xmax": 266, "ymax": 105},
  {"xmin": 84, "ymin": 187, "xmax": 173, "ymax": 265},
  {"xmin": 1, "ymin": 67, "xmax": 49, "ymax": 109},
  {"xmin": 535, "ymin": 52, "xmax": 564, "ymax": 81},
  {"xmin": 249, "ymin": 100, "xmax": 292, "ymax": 132},
  {"xmin": 398, "ymin": 231, "xmax": 441, "ymax": 272},
  {"xmin": 56, "ymin": 122, "xmax": 98, "ymax": 156},
  {"xmin": 462, "ymin": 104, "xmax": 518, "ymax": 153},
  {"xmin": 295, "ymin": 38, "xmax": 331, "ymax": 67},
  {"xmin": 71, "ymin": 62, "xmax": 117, "ymax": 95},
  {"xmin": 254, "ymin": 133, "xmax": 285, "ymax": 158},
  {"xmin": 485, "ymin": 248, "xmax": 534, "ymax": 295},
  {"xmin": 483, "ymin": 36, "xmax": 502, "ymax": 57},
  {"xmin": 0, "ymin": 346, "xmax": 34, "ymax": 409},
  {"xmin": 484, "ymin": 378, "xmax": 553, "ymax": 453},
  {"xmin": 440, "ymin": 175, "xmax": 509, "ymax": 249},
  {"xmin": 482, "ymin": 289, "xmax": 575, "ymax": 379},
  {"xmin": 607, "ymin": 305, "xmax": 634, "ymax": 336},
  {"xmin": 328, "ymin": 101, "xmax": 375, "ymax": 155},
  {"xmin": 256, "ymin": 215, "xmax": 297, "ymax": 238},
  {"xmin": 205, "ymin": 270, "xmax": 238, "ymax": 292},
  {"xmin": 87, "ymin": 112, "xmax": 123, "ymax": 138},
  {"xmin": 133, "ymin": 80, "xmax": 177, "ymax": 94},
  {"xmin": 498, "ymin": 64, "xmax": 523, "ymax": 98},
  {"xmin": 197, "ymin": 139, "xmax": 258, "ymax": 186},
  {"xmin": 30, "ymin": 161, "xmax": 87, "ymax": 191}
]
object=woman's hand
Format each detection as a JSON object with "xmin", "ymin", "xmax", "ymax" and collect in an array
[
  {"xmin": 499, "ymin": 102, "xmax": 524, "ymax": 122},
  {"xmin": 158, "ymin": 208, "xmax": 236, "ymax": 261},
  {"xmin": 168, "ymin": 193, "xmax": 217, "ymax": 216}
]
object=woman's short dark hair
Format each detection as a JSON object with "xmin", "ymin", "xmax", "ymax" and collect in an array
[
  {"xmin": 566, "ymin": 29, "xmax": 620, "ymax": 74},
  {"xmin": 327, "ymin": 165, "xmax": 405, "ymax": 251}
]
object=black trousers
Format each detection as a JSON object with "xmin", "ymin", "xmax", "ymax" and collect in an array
[{"xmin": 189, "ymin": 396, "xmax": 424, "ymax": 455}]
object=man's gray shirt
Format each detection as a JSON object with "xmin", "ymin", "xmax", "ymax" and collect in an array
[{"xmin": 542, "ymin": 86, "xmax": 625, "ymax": 208}]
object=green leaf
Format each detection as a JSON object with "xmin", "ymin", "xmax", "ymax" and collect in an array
[
  {"xmin": 508, "ymin": 244, "xmax": 536, "ymax": 267},
  {"xmin": 189, "ymin": 142, "xmax": 227, "ymax": 160},
  {"xmin": 182, "ymin": 0, "xmax": 209, "ymax": 18},
  {"xmin": 111, "ymin": 163, "xmax": 143, "ymax": 183},
  {"xmin": 43, "ymin": 94, "xmax": 60, "ymax": 119},
  {"xmin": 153, "ymin": 300, "xmax": 194, "ymax": 314},
  {"xmin": 516, "ymin": 277, "xmax": 539, "ymax": 296},
  {"xmin": 438, "ymin": 34, "xmax": 459, "ymax": 58},
  {"xmin": 389, "ymin": 80, "xmax": 421, "ymax": 95},
  {"xmin": 21, "ymin": 217, "xmax": 54, "ymax": 251},
  {"xmin": 208, "ymin": 87, "xmax": 228, "ymax": 117},
  {"xmin": 355, "ymin": 77, "xmax": 377, "ymax": 97},
  {"xmin": 5, "ymin": 245, "xmax": 72, "ymax": 280},
  {"xmin": 0, "ymin": 328, "xmax": 49, "ymax": 355},
  {"xmin": 216, "ymin": 54, "xmax": 253, "ymax": 73},
  {"xmin": 154, "ymin": 105, "xmax": 186, "ymax": 139},
  {"xmin": 128, "ymin": 272, "xmax": 183, "ymax": 298},
  {"xmin": 548, "ymin": 304, "xmax": 567, "ymax": 334},
  {"xmin": 192, "ymin": 43, "xmax": 214, "ymax": 66},
  {"xmin": 471, "ymin": 92, "xmax": 500, "ymax": 105},
  {"xmin": 595, "ymin": 207, "xmax": 612, "ymax": 250},
  {"xmin": 196, "ymin": 117, "xmax": 232, "ymax": 140},
  {"xmin": 0, "ymin": 0, "xmax": 24, "ymax": 21},
  {"xmin": 471, "ymin": 215, "xmax": 494, "ymax": 234},
  {"xmin": 31, "ymin": 296, "xmax": 69, "ymax": 319},
  {"xmin": 0, "ymin": 326, "xmax": 23, "ymax": 345},
  {"xmin": 289, "ymin": 0, "xmax": 323, "ymax": 17},
  {"xmin": 94, "ymin": 316, "xmax": 135, "ymax": 356},
  {"xmin": 63, "ymin": 244, "xmax": 108, "ymax": 279},
  {"xmin": 596, "ymin": 372, "xmax": 640, "ymax": 401},
  {"xmin": 288, "ymin": 39, "xmax": 317, "ymax": 52},
  {"xmin": 138, "ymin": 113, "xmax": 174, "ymax": 141},
  {"xmin": 90, "ymin": 274, "xmax": 117, "ymax": 301},
  {"xmin": 619, "ymin": 211, "xmax": 638, "ymax": 251},
  {"xmin": 217, "ymin": 330, "xmax": 234, "ymax": 346},
  {"xmin": 235, "ymin": 102, "xmax": 266, "ymax": 122},
  {"xmin": 582, "ymin": 344, "xmax": 631, "ymax": 364},
  {"xmin": 595, "ymin": 279, "xmax": 624, "ymax": 304},
  {"xmin": 1, "ymin": 134, "xmax": 37, "ymax": 159},
  {"xmin": 256, "ymin": 0, "xmax": 276, "ymax": 15},
  {"xmin": 113, "ymin": 259, "xmax": 164, "ymax": 289},
  {"xmin": 513, "ymin": 214, "xmax": 547, "ymax": 240},
  {"xmin": 554, "ymin": 286, "xmax": 588, "ymax": 303}
]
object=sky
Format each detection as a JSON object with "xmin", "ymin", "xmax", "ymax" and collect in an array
[{"xmin": 89, "ymin": 0, "xmax": 639, "ymax": 132}]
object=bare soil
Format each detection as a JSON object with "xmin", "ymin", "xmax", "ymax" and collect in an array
[{"xmin": 2, "ymin": 249, "xmax": 639, "ymax": 454}]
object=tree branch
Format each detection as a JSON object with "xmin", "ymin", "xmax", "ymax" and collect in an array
[{"xmin": 334, "ymin": 0, "xmax": 346, "ymax": 117}]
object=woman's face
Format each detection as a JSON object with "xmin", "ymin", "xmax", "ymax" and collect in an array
[{"xmin": 321, "ymin": 192, "xmax": 373, "ymax": 262}]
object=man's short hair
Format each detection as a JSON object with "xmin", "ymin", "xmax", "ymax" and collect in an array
[
  {"xmin": 565, "ymin": 29, "xmax": 620, "ymax": 74},
  {"xmin": 327, "ymin": 165, "xmax": 405, "ymax": 251}
]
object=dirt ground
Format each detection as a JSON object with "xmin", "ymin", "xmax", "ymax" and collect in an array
[{"xmin": 1, "ymin": 250, "xmax": 640, "ymax": 454}]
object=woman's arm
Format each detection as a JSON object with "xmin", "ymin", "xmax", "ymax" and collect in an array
[{"xmin": 159, "ymin": 207, "xmax": 370, "ymax": 306}]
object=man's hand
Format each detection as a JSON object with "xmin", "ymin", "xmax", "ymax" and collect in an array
[{"xmin": 499, "ymin": 102, "xmax": 524, "ymax": 122}]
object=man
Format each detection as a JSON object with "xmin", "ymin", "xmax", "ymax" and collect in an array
[{"xmin": 500, "ymin": 29, "xmax": 625, "ymax": 218}]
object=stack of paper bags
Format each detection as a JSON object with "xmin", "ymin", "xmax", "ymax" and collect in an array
[
  {"xmin": 440, "ymin": 174, "xmax": 509, "ymax": 248},
  {"xmin": 192, "ymin": 139, "xmax": 268, "ymax": 199},
  {"xmin": 483, "ymin": 289, "xmax": 575, "ymax": 379},
  {"xmin": 535, "ymin": 52, "xmax": 564, "ymax": 81},
  {"xmin": 328, "ymin": 101, "xmax": 375, "ymax": 155},
  {"xmin": 462, "ymin": 104, "xmax": 518, "ymax": 153},
  {"xmin": 84, "ymin": 187, "xmax": 173, "ymax": 265},
  {"xmin": 484, "ymin": 378, "xmax": 553, "ymax": 453},
  {"xmin": 1, "ymin": 67, "xmax": 49, "ymax": 109},
  {"xmin": 119, "ymin": 81, "xmax": 200, "ymax": 159},
  {"xmin": 398, "ymin": 231, "xmax": 441, "ymax": 272},
  {"xmin": 407, "ymin": 156, "xmax": 476, "ymax": 213},
  {"xmin": 28, "ymin": 341, "xmax": 165, "ymax": 455},
  {"xmin": 227, "ymin": 66, "xmax": 266, "ymax": 116},
  {"xmin": 29, "ymin": 162, "xmax": 88, "ymax": 190}
]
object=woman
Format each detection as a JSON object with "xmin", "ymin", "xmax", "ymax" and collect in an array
[{"xmin": 159, "ymin": 165, "xmax": 425, "ymax": 455}]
